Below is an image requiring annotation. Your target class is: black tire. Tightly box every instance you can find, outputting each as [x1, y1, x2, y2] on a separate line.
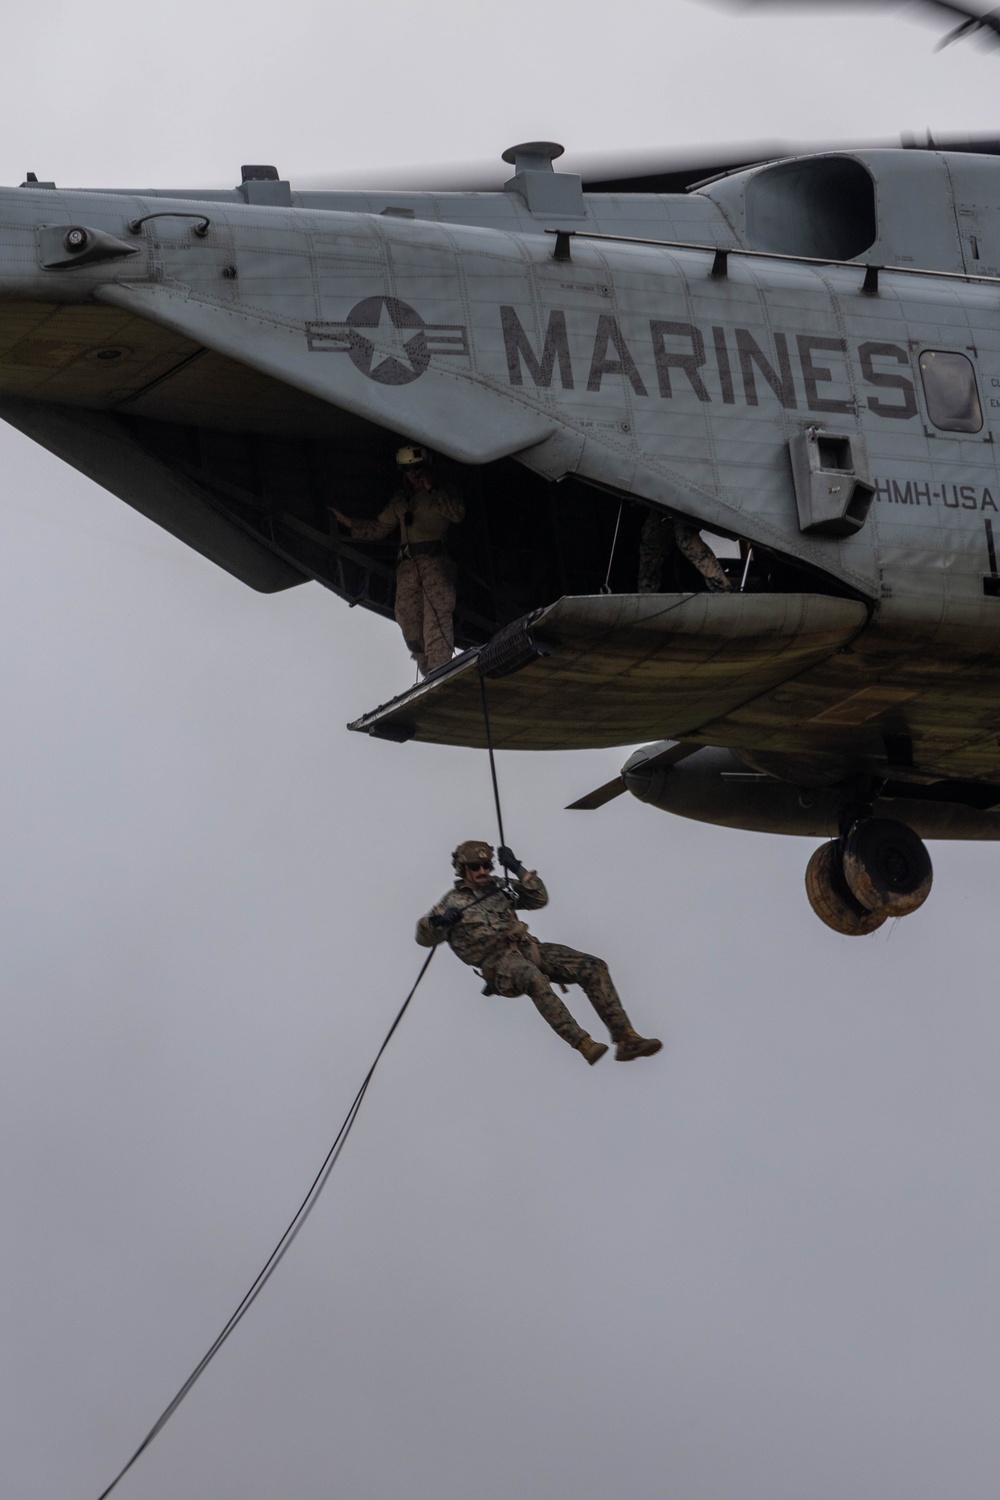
[842, 818, 933, 918]
[805, 840, 887, 936]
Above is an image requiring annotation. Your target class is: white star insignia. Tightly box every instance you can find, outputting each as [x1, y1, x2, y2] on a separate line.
[364, 301, 419, 374]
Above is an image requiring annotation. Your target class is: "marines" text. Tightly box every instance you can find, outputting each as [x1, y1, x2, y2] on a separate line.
[501, 309, 920, 421]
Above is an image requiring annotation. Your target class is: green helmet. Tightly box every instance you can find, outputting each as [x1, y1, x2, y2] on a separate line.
[452, 840, 494, 872]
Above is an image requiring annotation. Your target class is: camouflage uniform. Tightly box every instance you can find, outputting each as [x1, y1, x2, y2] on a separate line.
[344, 484, 465, 675]
[416, 869, 633, 1050]
[638, 509, 732, 594]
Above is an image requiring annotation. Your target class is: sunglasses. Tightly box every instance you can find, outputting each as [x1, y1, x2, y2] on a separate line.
[465, 861, 494, 873]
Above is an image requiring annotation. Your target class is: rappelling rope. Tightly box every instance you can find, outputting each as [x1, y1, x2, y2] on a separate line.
[601, 500, 624, 595]
[477, 666, 509, 882]
[476, 663, 563, 990]
[93, 947, 436, 1500]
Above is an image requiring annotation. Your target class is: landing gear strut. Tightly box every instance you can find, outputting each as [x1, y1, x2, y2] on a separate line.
[805, 818, 933, 935]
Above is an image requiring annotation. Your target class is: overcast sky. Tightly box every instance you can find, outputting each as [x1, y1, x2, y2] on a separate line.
[1, 3, 999, 1498]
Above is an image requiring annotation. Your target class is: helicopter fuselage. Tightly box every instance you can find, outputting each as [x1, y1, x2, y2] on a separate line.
[5, 146, 1000, 931]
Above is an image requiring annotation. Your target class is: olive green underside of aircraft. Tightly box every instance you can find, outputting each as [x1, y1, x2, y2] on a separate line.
[348, 591, 1000, 791]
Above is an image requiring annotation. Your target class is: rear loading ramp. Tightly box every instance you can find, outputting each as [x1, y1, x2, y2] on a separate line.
[348, 592, 869, 751]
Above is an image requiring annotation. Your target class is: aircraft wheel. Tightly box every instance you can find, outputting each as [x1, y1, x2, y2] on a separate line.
[842, 818, 933, 918]
[805, 840, 887, 936]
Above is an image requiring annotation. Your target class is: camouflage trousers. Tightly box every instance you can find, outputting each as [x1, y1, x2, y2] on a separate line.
[394, 554, 456, 676]
[485, 942, 633, 1049]
[638, 514, 732, 594]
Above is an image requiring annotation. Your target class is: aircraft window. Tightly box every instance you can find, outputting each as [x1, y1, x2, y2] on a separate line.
[919, 350, 983, 433]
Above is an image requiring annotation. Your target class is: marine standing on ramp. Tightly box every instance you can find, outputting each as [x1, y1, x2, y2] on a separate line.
[417, 841, 662, 1066]
[331, 444, 465, 676]
[638, 508, 732, 594]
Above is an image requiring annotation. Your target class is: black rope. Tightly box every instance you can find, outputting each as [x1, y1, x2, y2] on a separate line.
[601, 500, 624, 594]
[477, 667, 507, 854]
[94, 947, 436, 1500]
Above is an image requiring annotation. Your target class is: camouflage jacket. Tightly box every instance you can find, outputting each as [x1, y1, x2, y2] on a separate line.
[415, 871, 548, 968]
[349, 485, 465, 547]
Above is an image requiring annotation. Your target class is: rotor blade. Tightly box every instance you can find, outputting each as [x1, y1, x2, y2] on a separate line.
[295, 126, 1000, 200]
[579, 142, 824, 193]
[706, 0, 1000, 50]
[566, 777, 627, 811]
[297, 0, 1000, 201]
[296, 140, 859, 195]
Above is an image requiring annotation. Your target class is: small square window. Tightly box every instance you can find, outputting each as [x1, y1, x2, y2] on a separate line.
[919, 350, 983, 433]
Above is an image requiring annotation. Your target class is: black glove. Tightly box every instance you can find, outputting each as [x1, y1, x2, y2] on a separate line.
[497, 846, 525, 876]
[429, 908, 463, 929]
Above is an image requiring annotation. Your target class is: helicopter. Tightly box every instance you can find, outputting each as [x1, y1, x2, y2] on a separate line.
[5, 0, 1000, 938]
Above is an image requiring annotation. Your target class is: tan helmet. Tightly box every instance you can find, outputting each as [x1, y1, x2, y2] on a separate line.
[396, 442, 430, 469]
[452, 839, 494, 872]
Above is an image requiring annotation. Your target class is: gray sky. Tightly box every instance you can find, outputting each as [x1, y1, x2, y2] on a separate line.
[1, 3, 999, 1498]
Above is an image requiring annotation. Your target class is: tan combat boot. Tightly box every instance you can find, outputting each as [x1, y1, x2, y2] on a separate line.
[615, 1029, 663, 1062]
[577, 1035, 609, 1065]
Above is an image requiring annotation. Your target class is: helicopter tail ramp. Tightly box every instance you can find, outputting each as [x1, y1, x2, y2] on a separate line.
[348, 592, 868, 751]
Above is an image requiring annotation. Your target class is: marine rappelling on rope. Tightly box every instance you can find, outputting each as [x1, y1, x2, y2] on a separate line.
[422, 668, 662, 1064]
[417, 840, 662, 1066]
[90, 576, 651, 1500]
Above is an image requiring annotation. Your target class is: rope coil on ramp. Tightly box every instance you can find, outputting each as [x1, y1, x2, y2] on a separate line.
[93, 948, 435, 1500]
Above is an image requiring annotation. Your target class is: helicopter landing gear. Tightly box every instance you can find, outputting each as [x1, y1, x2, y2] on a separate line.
[805, 840, 887, 936]
[805, 819, 933, 934]
[842, 818, 933, 918]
